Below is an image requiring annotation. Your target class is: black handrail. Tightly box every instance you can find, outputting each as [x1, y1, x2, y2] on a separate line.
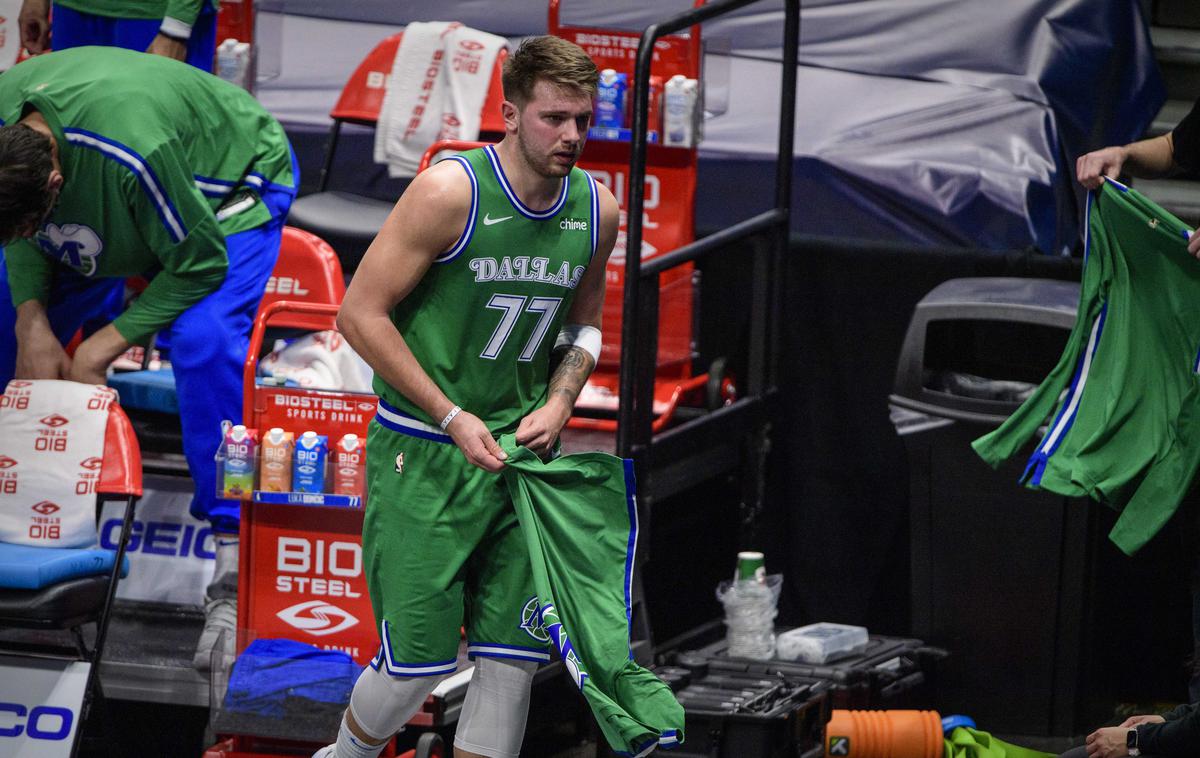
[616, 0, 800, 457]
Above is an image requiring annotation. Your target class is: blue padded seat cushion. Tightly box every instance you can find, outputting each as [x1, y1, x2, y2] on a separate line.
[107, 368, 179, 415]
[0, 543, 130, 590]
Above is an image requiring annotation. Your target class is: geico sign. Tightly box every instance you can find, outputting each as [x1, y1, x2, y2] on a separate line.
[0, 702, 73, 740]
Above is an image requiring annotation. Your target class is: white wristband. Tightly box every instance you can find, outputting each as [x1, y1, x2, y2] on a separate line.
[554, 324, 602, 364]
[159, 16, 193, 41]
[439, 405, 462, 430]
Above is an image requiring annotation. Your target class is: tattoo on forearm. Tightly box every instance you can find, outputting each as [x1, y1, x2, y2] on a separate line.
[548, 346, 594, 406]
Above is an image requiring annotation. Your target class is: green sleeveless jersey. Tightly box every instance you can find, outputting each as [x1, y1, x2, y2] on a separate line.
[374, 145, 600, 435]
[973, 180, 1200, 555]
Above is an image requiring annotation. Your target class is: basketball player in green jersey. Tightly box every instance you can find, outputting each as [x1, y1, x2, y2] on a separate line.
[317, 36, 618, 758]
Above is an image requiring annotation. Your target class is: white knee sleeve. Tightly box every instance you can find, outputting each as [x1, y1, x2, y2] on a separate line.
[454, 657, 538, 758]
[347, 663, 447, 743]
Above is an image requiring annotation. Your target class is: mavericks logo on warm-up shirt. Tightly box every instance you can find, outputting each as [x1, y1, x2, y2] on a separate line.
[36, 223, 104, 277]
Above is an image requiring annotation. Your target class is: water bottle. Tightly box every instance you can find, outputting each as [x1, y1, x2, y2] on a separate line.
[716, 551, 781, 659]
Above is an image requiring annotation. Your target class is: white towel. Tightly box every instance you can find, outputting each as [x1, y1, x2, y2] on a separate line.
[374, 21, 507, 178]
[0, 380, 116, 548]
[258, 331, 374, 393]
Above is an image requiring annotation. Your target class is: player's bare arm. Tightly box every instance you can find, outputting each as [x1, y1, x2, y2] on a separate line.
[338, 160, 508, 472]
[13, 299, 71, 379]
[515, 181, 619, 456]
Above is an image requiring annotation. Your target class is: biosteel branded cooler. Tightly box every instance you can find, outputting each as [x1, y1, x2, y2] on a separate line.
[237, 302, 378, 668]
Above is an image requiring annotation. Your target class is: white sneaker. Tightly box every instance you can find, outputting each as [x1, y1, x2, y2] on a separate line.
[192, 596, 237, 672]
[311, 746, 335, 758]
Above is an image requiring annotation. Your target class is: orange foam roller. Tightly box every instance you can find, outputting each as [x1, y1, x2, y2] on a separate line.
[826, 709, 944, 758]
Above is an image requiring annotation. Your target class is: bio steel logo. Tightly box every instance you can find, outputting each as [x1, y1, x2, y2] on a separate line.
[276, 537, 362, 598]
[79, 457, 103, 470]
[38, 414, 69, 428]
[31, 501, 59, 515]
[276, 600, 359, 636]
[0, 456, 16, 469]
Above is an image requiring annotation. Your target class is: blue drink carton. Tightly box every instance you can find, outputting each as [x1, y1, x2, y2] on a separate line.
[293, 431, 328, 493]
[595, 68, 628, 129]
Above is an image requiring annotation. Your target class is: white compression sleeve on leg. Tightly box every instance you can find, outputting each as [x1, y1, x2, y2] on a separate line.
[343, 664, 447, 748]
[453, 657, 538, 758]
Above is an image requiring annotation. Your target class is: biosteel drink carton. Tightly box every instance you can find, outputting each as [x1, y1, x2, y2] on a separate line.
[293, 431, 328, 493]
[222, 424, 258, 499]
[260, 428, 294, 492]
[333, 433, 366, 497]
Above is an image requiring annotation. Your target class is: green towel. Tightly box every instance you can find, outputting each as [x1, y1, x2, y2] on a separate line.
[945, 726, 1056, 758]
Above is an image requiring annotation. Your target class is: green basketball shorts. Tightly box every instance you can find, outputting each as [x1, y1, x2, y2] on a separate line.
[363, 402, 550, 677]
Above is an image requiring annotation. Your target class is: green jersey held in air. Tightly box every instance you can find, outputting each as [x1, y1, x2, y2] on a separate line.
[0, 47, 294, 344]
[973, 180, 1200, 555]
[374, 145, 600, 435]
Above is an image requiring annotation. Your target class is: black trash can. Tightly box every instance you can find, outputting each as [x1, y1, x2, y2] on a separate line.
[889, 277, 1192, 738]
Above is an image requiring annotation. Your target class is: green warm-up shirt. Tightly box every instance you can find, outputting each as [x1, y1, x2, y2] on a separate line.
[55, 0, 218, 27]
[0, 47, 294, 344]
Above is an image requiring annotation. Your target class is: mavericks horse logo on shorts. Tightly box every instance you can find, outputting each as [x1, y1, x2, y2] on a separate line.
[519, 596, 549, 643]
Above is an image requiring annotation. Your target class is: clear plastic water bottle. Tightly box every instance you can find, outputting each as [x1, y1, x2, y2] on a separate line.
[716, 551, 781, 659]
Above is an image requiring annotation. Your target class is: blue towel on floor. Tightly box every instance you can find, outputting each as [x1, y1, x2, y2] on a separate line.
[222, 638, 361, 718]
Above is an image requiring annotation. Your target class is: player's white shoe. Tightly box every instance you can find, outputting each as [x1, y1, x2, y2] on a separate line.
[311, 746, 336, 758]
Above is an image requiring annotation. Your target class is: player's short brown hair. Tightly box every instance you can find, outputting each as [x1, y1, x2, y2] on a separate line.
[502, 35, 599, 106]
[0, 124, 54, 244]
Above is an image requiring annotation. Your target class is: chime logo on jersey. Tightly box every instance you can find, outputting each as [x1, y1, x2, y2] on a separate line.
[36, 223, 104, 277]
[559, 217, 588, 232]
[276, 600, 359, 636]
[519, 596, 549, 643]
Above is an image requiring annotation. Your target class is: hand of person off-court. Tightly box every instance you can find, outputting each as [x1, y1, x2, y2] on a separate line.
[147, 33, 188, 61]
[1189, 229, 1200, 260]
[445, 410, 508, 472]
[1076, 146, 1127, 190]
[1084, 726, 1131, 758]
[15, 335, 70, 380]
[17, 0, 50, 55]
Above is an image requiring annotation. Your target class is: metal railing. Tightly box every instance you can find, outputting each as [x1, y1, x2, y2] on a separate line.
[616, 0, 799, 462]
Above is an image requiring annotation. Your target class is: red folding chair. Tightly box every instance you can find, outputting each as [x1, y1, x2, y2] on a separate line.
[255, 226, 347, 331]
[287, 32, 509, 273]
[0, 385, 142, 757]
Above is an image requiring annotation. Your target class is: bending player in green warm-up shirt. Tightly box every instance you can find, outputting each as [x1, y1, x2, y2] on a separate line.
[0, 46, 296, 671]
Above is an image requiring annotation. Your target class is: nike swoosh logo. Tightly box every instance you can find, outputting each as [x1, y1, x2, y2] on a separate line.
[483, 214, 513, 226]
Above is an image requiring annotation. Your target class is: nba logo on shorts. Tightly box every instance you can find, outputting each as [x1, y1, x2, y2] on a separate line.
[394, 453, 404, 474]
